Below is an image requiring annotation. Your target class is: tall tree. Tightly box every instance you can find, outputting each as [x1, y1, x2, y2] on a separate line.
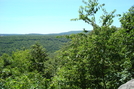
[50, 0, 133, 89]
[120, 5, 134, 32]
[120, 5, 134, 78]
[30, 42, 49, 77]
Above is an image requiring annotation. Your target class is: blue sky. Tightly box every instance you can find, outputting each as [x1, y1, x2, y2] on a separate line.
[0, 0, 133, 34]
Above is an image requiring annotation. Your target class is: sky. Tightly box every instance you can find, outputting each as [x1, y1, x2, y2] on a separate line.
[0, 0, 133, 34]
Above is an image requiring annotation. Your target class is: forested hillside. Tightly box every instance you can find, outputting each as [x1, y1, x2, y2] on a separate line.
[0, 35, 69, 56]
[0, 0, 134, 89]
[0, 31, 84, 56]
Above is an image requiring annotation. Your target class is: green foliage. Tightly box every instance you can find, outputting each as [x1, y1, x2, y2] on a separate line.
[4, 72, 50, 89]
[0, 53, 13, 79]
[11, 50, 31, 73]
[50, 26, 133, 89]
[50, 1, 134, 89]
[0, 43, 53, 89]
[120, 5, 134, 31]
[71, 0, 103, 28]
[29, 43, 49, 77]
[0, 35, 69, 56]
[120, 5, 134, 77]
[71, 0, 118, 29]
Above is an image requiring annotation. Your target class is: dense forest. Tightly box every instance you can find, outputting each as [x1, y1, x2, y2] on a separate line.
[0, 35, 70, 56]
[0, 0, 134, 89]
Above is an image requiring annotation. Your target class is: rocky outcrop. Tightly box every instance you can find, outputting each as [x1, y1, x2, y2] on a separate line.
[118, 79, 134, 89]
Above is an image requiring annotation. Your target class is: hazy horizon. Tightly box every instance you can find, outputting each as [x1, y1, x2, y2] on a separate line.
[0, 30, 86, 34]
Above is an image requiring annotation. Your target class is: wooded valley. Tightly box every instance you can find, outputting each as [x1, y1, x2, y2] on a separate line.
[0, 35, 70, 56]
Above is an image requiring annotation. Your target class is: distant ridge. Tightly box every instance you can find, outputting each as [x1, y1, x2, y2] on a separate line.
[0, 30, 84, 36]
[47, 31, 83, 35]
[0, 34, 23, 36]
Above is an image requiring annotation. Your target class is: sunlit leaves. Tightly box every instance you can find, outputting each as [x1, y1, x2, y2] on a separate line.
[100, 9, 116, 26]
[120, 6, 134, 31]
[71, 0, 104, 29]
[52, 14, 133, 88]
